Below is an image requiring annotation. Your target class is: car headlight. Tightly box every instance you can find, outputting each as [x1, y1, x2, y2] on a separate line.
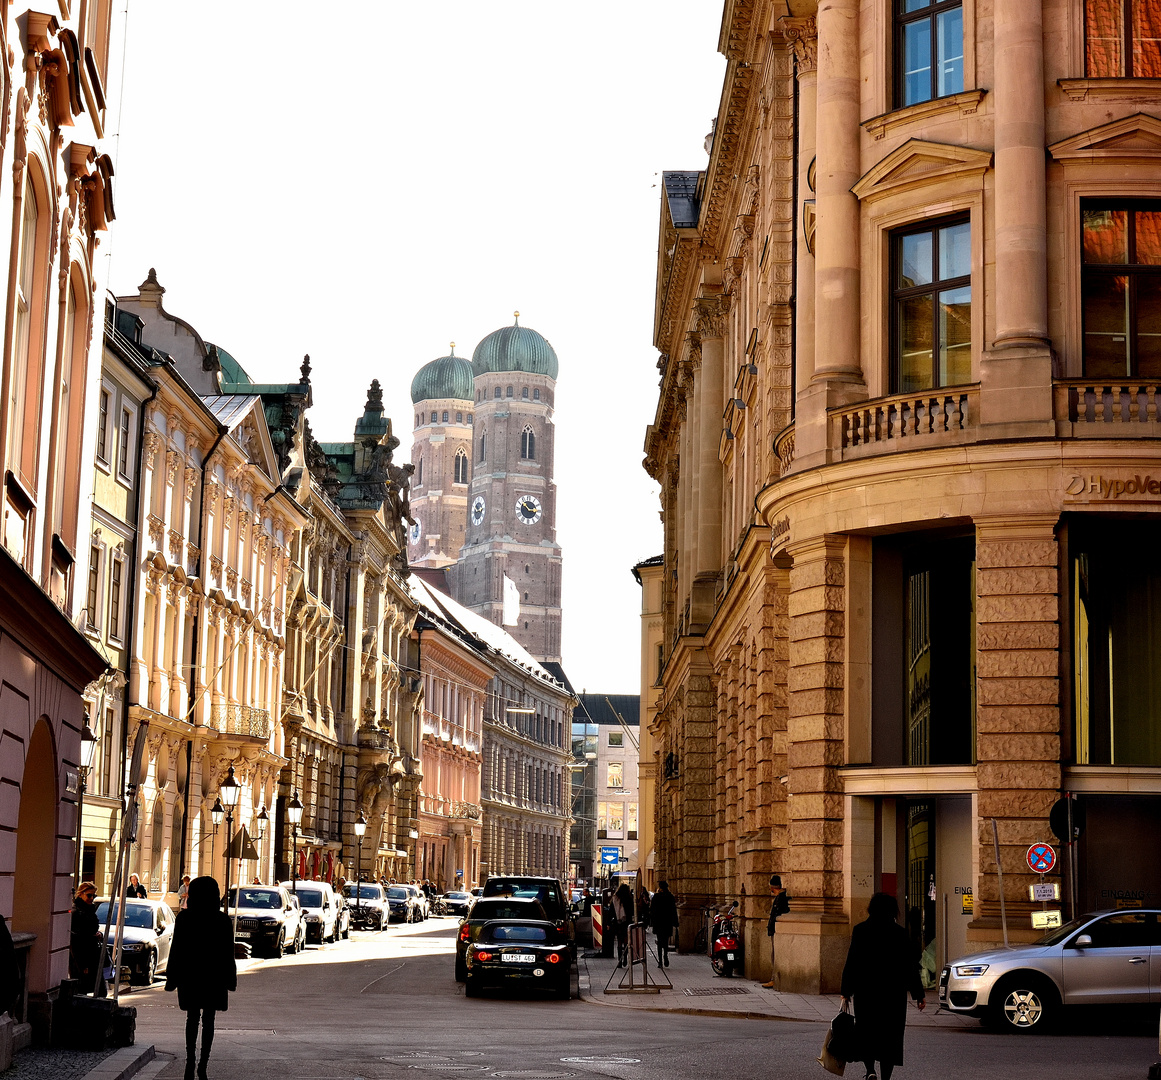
[954, 964, 989, 977]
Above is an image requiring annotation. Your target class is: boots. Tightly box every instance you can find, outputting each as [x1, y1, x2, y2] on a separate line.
[184, 1053, 196, 1080]
[197, 1054, 209, 1080]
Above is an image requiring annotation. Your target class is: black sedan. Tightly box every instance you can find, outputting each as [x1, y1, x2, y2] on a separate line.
[95, 898, 175, 985]
[441, 891, 473, 917]
[464, 919, 571, 1000]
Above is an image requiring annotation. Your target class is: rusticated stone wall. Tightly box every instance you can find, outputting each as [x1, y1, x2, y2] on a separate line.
[972, 517, 1062, 944]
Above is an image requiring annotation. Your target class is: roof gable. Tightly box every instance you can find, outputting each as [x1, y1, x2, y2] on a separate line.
[852, 139, 993, 202]
[1049, 112, 1161, 165]
[202, 394, 281, 483]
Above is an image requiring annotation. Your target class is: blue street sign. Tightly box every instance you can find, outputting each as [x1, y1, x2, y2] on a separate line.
[600, 846, 620, 865]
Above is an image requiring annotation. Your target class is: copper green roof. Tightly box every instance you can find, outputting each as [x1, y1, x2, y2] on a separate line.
[471, 315, 558, 379]
[410, 346, 474, 404]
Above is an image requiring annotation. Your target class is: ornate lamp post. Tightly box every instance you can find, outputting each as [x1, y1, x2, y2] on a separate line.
[220, 766, 240, 933]
[353, 811, 367, 917]
[210, 798, 224, 876]
[73, 719, 99, 892]
[256, 806, 268, 883]
[287, 791, 303, 895]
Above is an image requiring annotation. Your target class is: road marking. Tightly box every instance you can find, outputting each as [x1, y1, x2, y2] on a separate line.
[560, 1058, 640, 1065]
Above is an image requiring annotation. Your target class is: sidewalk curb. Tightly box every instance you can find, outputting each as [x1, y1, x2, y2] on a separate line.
[80, 1044, 157, 1080]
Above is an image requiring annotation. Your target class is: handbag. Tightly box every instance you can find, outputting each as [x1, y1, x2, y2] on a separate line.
[816, 1026, 845, 1076]
[827, 1001, 860, 1064]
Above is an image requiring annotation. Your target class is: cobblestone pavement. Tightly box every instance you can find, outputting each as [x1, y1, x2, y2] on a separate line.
[6, 1046, 115, 1080]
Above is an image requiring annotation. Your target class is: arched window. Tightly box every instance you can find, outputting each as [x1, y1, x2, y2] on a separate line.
[430, 411, 437, 423]
[479, 431, 486, 460]
[522, 387, 529, 399]
[416, 458, 423, 485]
[467, 413, 473, 424]
[454, 449, 468, 485]
[506, 386, 513, 398]
[533, 388, 541, 401]
[456, 412, 463, 423]
[494, 386, 501, 399]
[521, 426, 536, 460]
[442, 410, 449, 423]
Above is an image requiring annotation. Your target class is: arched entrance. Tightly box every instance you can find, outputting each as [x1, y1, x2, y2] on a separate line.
[13, 718, 58, 993]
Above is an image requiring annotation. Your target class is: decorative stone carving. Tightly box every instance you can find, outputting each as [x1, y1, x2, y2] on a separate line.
[781, 17, 817, 76]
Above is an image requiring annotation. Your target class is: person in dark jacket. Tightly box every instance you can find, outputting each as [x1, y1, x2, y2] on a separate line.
[127, 874, 147, 899]
[612, 882, 635, 966]
[165, 876, 237, 1080]
[840, 892, 925, 1080]
[762, 874, 789, 988]
[69, 882, 101, 988]
[649, 881, 677, 967]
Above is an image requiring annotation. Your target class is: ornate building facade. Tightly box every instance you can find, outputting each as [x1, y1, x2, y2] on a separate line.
[646, 0, 1161, 993]
[0, 1, 124, 1039]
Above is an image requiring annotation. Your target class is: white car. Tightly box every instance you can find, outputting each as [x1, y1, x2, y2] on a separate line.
[280, 881, 340, 944]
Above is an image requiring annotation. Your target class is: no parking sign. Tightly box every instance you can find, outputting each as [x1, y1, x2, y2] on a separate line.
[1027, 842, 1056, 874]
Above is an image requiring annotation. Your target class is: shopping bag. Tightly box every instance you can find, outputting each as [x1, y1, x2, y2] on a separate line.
[827, 1003, 860, 1063]
[816, 1026, 845, 1076]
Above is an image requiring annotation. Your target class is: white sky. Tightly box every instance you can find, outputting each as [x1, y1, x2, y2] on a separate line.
[104, 2, 726, 695]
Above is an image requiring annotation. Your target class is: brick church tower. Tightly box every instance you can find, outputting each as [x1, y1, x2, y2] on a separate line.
[448, 315, 563, 663]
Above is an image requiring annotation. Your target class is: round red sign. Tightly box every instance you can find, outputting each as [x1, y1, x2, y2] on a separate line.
[1027, 843, 1056, 874]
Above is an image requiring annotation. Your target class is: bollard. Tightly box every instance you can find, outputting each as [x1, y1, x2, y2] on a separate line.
[592, 903, 603, 950]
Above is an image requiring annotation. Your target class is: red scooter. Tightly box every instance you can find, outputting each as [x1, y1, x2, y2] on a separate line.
[710, 901, 743, 977]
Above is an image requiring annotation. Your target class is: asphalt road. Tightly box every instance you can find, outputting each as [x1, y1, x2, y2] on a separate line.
[128, 918, 1159, 1080]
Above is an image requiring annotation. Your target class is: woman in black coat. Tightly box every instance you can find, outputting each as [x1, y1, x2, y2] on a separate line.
[649, 881, 677, 967]
[840, 892, 925, 1080]
[165, 876, 237, 1080]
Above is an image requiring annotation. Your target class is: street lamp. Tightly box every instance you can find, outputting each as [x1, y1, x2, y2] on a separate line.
[220, 766, 240, 931]
[353, 811, 367, 917]
[255, 806, 268, 882]
[287, 791, 303, 895]
[210, 797, 224, 876]
[74, 718, 99, 892]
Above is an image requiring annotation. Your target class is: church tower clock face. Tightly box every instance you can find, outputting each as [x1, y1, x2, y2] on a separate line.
[516, 494, 542, 524]
[471, 495, 486, 526]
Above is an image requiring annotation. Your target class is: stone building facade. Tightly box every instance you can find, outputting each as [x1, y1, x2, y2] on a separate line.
[646, 0, 1161, 993]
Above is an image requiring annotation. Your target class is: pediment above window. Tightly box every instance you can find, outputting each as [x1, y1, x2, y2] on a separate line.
[852, 139, 993, 203]
[1048, 112, 1161, 166]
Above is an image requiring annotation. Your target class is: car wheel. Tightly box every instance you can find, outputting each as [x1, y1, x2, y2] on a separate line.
[992, 975, 1057, 1032]
[274, 933, 285, 959]
[455, 952, 467, 982]
[464, 977, 479, 998]
[134, 949, 156, 987]
[298, 926, 306, 952]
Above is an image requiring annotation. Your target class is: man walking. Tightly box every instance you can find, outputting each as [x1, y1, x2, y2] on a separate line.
[762, 874, 789, 989]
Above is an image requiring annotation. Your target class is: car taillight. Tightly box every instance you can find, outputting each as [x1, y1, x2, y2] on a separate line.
[547, 953, 560, 964]
[459, 925, 471, 942]
[475, 951, 492, 962]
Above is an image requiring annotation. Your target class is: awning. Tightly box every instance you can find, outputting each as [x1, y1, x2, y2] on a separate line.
[645, 850, 656, 869]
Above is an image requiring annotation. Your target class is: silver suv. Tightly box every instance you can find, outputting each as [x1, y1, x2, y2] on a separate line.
[939, 908, 1161, 1031]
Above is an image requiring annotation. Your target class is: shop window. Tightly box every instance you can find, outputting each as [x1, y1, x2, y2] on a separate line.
[1082, 202, 1161, 378]
[872, 534, 975, 766]
[454, 449, 468, 485]
[1073, 519, 1161, 766]
[1085, 0, 1161, 77]
[896, 0, 964, 108]
[892, 218, 971, 392]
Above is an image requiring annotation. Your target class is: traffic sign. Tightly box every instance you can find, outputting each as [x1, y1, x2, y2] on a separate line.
[1027, 843, 1056, 874]
[1031, 910, 1062, 930]
[1029, 882, 1060, 902]
[600, 846, 620, 865]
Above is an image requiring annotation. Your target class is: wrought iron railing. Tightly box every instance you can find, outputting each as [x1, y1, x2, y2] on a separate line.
[209, 703, 271, 740]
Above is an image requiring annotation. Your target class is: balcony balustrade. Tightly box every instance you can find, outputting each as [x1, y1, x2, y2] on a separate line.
[1055, 380, 1161, 435]
[831, 386, 979, 459]
[208, 702, 271, 741]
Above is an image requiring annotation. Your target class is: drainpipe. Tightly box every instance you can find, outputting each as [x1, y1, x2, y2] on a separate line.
[178, 417, 229, 880]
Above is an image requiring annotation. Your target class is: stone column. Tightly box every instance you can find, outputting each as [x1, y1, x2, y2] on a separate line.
[679, 363, 697, 606]
[694, 297, 726, 584]
[972, 517, 1061, 947]
[784, 535, 851, 993]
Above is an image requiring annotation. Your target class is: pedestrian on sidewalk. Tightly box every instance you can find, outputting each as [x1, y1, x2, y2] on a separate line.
[762, 874, 789, 989]
[612, 882, 634, 966]
[69, 881, 101, 988]
[649, 881, 677, 967]
[165, 876, 237, 1080]
[840, 892, 925, 1080]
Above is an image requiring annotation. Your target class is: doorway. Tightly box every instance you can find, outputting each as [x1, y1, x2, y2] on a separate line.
[13, 719, 58, 993]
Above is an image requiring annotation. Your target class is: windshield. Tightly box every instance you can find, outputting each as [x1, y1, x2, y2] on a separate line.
[296, 890, 323, 907]
[228, 889, 282, 909]
[387, 887, 409, 899]
[447, 893, 470, 900]
[96, 903, 154, 929]
[344, 884, 382, 900]
[485, 924, 549, 943]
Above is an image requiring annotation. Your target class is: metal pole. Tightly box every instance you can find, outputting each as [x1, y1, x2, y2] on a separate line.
[226, 809, 237, 940]
[292, 825, 298, 895]
[356, 837, 362, 914]
[991, 818, 1009, 948]
[1066, 793, 1076, 921]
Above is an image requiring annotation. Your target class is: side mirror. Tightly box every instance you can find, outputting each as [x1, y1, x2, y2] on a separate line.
[1075, 934, 1093, 948]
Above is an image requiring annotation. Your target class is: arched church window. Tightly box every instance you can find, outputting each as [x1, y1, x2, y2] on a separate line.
[467, 413, 473, 424]
[479, 431, 486, 460]
[454, 449, 468, 485]
[494, 387, 501, 399]
[417, 458, 423, 485]
[520, 426, 536, 460]
[533, 388, 541, 401]
[456, 412, 463, 423]
[430, 411, 437, 423]
[506, 386, 513, 398]
[522, 387, 529, 399]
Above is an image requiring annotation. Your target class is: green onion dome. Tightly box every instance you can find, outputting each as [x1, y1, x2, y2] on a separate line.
[471, 313, 558, 380]
[410, 345, 474, 404]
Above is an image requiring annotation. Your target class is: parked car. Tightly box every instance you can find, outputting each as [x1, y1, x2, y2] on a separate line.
[385, 885, 420, 922]
[441, 891, 473, 918]
[343, 882, 390, 930]
[939, 908, 1161, 1031]
[279, 881, 340, 944]
[226, 885, 304, 958]
[456, 896, 547, 981]
[334, 890, 351, 939]
[404, 884, 430, 920]
[95, 898, 175, 985]
[464, 919, 571, 1000]
[481, 876, 575, 955]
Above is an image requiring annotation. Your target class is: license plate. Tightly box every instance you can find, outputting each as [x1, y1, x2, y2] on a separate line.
[727, 952, 734, 960]
[503, 953, 536, 963]
[235, 932, 250, 939]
